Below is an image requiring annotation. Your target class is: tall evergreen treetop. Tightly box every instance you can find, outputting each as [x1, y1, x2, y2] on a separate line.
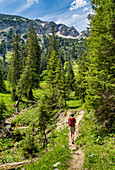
[7, 34, 21, 100]
[17, 22, 41, 101]
[48, 25, 59, 56]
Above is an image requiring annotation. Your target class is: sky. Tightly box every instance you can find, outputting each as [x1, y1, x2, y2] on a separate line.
[0, 0, 91, 32]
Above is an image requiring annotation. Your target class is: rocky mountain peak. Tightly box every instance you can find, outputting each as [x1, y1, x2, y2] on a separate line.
[0, 14, 89, 40]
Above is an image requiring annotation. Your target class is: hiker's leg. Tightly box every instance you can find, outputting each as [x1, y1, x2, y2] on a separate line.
[71, 130, 73, 138]
[72, 132, 74, 139]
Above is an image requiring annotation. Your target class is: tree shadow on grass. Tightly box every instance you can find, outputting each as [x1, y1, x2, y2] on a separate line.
[0, 91, 10, 95]
[67, 106, 81, 109]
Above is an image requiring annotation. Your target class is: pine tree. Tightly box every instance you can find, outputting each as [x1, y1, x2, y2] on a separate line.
[85, 0, 115, 127]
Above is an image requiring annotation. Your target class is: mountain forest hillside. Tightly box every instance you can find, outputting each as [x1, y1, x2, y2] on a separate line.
[0, 0, 115, 169]
[0, 13, 87, 78]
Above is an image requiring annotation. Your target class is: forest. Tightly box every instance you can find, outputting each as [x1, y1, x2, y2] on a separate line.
[0, 0, 114, 169]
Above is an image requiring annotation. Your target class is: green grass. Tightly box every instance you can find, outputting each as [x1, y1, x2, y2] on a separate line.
[66, 92, 83, 109]
[0, 81, 38, 118]
[11, 107, 39, 126]
[0, 91, 16, 117]
[23, 128, 71, 170]
[76, 111, 115, 170]
[0, 137, 23, 163]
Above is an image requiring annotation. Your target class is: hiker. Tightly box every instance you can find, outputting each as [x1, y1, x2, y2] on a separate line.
[68, 113, 76, 144]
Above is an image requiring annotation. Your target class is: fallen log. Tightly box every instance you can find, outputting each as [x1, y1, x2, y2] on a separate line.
[0, 160, 31, 170]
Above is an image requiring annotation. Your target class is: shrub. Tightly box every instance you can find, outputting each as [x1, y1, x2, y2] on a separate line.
[21, 128, 38, 158]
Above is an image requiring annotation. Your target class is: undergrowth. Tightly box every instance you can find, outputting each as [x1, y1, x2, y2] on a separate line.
[76, 111, 115, 170]
[23, 128, 71, 170]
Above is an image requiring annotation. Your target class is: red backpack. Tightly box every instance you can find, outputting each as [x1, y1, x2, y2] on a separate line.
[69, 117, 74, 127]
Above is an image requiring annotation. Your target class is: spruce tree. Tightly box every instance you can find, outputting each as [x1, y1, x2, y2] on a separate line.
[2, 40, 6, 64]
[48, 25, 59, 56]
[37, 92, 57, 146]
[75, 51, 88, 103]
[67, 57, 75, 91]
[17, 23, 41, 104]
[0, 63, 5, 92]
[0, 99, 7, 124]
[8, 34, 21, 100]
[46, 26, 66, 107]
[85, 0, 115, 127]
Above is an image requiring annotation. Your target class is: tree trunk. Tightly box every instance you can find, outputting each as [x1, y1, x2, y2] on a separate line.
[44, 131, 47, 146]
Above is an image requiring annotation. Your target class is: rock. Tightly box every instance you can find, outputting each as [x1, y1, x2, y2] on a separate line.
[53, 162, 61, 167]
[75, 152, 79, 155]
[72, 148, 76, 151]
[89, 154, 95, 157]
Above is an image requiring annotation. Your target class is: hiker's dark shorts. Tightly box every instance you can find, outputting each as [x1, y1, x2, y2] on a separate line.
[69, 126, 75, 133]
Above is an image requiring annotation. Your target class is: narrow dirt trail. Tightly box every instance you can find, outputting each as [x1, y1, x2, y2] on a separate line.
[69, 110, 84, 170]
[56, 109, 84, 170]
[0, 109, 84, 170]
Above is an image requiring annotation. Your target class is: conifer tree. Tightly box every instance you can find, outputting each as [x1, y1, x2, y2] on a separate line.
[2, 40, 6, 64]
[17, 23, 41, 105]
[0, 99, 7, 124]
[67, 57, 75, 91]
[37, 93, 55, 146]
[75, 51, 88, 103]
[46, 50, 63, 106]
[48, 25, 59, 56]
[85, 0, 115, 126]
[0, 63, 5, 92]
[8, 34, 21, 100]
[46, 26, 66, 107]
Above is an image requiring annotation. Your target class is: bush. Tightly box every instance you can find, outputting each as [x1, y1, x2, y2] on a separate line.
[13, 128, 23, 141]
[21, 128, 38, 158]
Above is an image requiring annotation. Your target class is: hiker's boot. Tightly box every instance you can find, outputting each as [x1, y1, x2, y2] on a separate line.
[72, 139, 74, 144]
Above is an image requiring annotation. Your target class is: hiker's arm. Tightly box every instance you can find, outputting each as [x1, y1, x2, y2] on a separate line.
[74, 118, 76, 124]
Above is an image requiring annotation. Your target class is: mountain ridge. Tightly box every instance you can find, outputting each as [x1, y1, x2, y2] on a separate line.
[0, 13, 82, 39]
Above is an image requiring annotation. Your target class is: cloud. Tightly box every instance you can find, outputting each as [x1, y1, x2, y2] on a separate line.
[83, 7, 89, 12]
[72, 14, 80, 20]
[70, 0, 87, 11]
[14, 0, 39, 14]
[39, 11, 87, 32]
[14, 3, 32, 14]
[27, 0, 38, 4]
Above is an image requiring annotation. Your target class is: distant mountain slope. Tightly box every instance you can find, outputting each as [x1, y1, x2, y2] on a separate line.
[0, 13, 79, 39]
